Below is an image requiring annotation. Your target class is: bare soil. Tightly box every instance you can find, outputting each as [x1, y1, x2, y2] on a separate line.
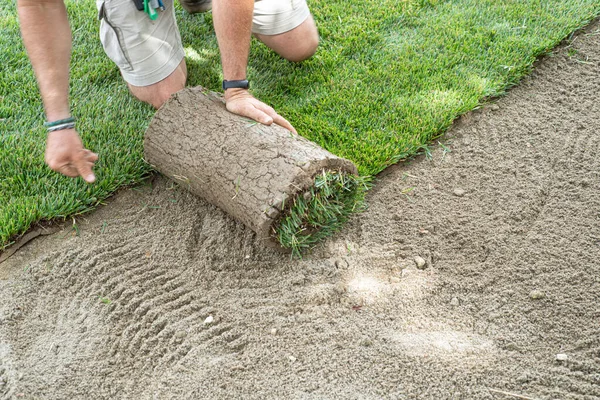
[1, 21, 599, 400]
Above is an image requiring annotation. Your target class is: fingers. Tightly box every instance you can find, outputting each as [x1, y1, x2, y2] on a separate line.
[50, 150, 98, 183]
[271, 114, 297, 134]
[257, 105, 297, 134]
[73, 150, 97, 183]
[228, 100, 273, 126]
[228, 97, 298, 134]
[45, 129, 98, 183]
[57, 164, 80, 178]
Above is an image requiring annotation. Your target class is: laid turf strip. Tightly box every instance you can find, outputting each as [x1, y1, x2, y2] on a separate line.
[1, 0, 599, 249]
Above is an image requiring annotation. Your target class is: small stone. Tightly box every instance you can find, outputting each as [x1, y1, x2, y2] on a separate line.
[175, 331, 187, 339]
[390, 276, 401, 284]
[288, 355, 297, 362]
[450, 297, 460, 306]
[529, 290, 546, 300]
[505, 343, 521, 352]
[414, 256, 427, 269]
[270, 328, 278, 335]
[204, 315, 214, 325]
[360, 338, 373, 347]
[556, 353, 568, 361]
[490, 104, 500, 111]
[401, 268, 412, 277]
[453, 188, 466, 197]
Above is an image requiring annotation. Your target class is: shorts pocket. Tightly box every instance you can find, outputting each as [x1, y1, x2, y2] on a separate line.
[98, 2, 134, 72]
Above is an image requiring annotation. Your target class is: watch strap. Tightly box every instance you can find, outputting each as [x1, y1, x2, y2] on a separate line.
[222, 80, 250, 90]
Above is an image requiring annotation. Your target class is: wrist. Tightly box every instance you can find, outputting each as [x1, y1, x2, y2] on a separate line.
[44, 116, 76, 133]
[43, 96, 71, 121]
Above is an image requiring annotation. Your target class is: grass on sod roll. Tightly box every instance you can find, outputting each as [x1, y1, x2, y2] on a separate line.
[275, 171, 370, 257]
[1, 0, 600, 250]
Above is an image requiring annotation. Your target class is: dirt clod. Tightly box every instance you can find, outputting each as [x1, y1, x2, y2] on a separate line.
[453, 188, 466, 197]
[529, 290, 546, 300]
[414, 256, 427, 269]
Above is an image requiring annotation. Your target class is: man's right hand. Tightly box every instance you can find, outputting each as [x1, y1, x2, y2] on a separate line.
[45, 129, 98, 183]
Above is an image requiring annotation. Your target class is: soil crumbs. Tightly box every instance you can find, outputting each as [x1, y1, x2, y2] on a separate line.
[2, 22, 600, 400]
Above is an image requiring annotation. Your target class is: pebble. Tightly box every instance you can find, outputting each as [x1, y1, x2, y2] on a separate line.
[529, 290, 546, 300]
[390, 276, 401, 284]
[175, 331, 187, 339]
[490, 104, 500, 111]
[450, 297, 460, 306]
[270, 328, 278, 335]
[204, 315, 214, 325]
[556, 353, 568, 361]
[505, 343, 521, 352]
[453, 188, 466, 197]
[288, 355, 297, 362]
[414, 256, 427, 269]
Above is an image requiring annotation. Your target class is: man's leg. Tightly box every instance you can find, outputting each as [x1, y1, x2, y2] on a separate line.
[128, 59, 187, 109]
[97, 0, 186, 109]
[251, 0, 319, 63]
[254, 14, 318, 63]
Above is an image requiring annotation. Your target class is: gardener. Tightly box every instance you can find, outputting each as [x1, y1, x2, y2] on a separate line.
[18, 0, 318, 183]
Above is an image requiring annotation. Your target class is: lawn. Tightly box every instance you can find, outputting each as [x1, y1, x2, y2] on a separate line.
[1, 0, 599, 249]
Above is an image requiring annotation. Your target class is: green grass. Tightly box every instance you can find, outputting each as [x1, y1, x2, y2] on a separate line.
[1, 0, 599, 249]
[275, 171, 370, 257]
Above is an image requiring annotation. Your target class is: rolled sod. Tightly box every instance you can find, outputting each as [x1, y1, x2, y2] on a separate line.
[144, 87, 364, 254]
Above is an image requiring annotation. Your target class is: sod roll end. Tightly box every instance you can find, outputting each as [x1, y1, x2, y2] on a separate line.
[144, 87, 361, 253]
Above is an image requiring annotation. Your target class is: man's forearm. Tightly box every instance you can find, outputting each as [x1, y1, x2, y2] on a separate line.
[212, 0, 254, 81]
[18, 0, 72, 121]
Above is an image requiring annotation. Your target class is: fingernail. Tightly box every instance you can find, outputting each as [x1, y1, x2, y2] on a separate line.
[86, 174, 96, 183]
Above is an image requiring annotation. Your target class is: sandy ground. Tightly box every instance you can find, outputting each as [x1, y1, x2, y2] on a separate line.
[2, 21, 600, 400]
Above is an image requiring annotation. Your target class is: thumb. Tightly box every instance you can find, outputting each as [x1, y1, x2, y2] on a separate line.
[74, 158, 96, 183]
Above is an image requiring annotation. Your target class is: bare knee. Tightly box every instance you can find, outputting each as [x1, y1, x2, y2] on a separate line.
[129, 81, 184, 109]
[283, 34, 319, 63]
[128, 60, 187, 109]
[256, 15, 320, 63]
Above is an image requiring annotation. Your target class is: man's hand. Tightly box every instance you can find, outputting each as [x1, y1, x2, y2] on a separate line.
[45, 129, 98, 183]
[225, 88, 297, 134]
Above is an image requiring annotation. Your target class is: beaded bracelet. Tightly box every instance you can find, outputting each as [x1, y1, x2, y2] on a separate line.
[44, 117, 76, 132]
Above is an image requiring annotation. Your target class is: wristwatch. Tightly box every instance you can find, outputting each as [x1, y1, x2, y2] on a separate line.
[222, 80, 250, 90]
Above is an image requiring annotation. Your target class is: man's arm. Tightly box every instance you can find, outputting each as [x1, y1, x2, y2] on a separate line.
[212, 0, 296, 133]
[18, 0, 97, 182]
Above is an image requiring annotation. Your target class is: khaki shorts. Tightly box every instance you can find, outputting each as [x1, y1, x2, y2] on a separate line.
[96, 0, 311, 86]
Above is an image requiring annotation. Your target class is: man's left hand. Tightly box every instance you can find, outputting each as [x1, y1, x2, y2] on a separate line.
[224, 88, 297, 134]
